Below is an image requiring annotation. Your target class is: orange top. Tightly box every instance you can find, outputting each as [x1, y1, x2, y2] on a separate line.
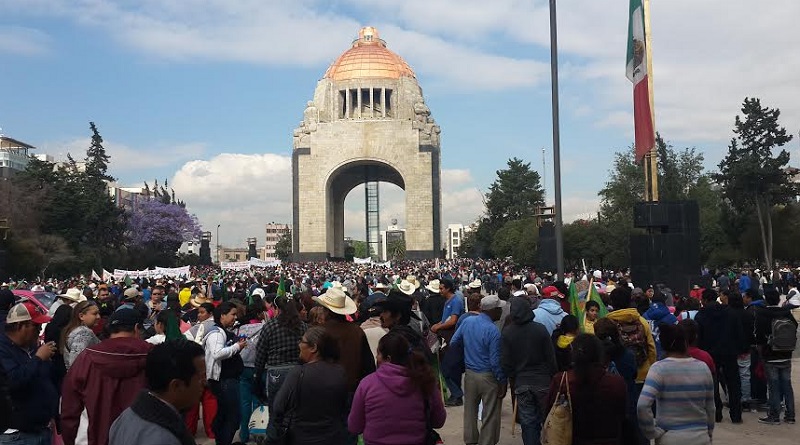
[324, 26, 415, 82]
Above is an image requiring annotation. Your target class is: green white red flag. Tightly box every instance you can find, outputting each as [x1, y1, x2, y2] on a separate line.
[626, 0, 654, 163]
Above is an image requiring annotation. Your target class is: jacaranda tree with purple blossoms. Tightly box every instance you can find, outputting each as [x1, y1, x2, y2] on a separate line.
[126, 199, 203, 268]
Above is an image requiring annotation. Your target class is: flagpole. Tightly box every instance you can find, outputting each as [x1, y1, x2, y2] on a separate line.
[549, 0, 565, 281]
[643, 0, 659, 201]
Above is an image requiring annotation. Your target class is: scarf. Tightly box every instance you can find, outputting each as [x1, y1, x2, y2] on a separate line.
[130, 390, 196, 445]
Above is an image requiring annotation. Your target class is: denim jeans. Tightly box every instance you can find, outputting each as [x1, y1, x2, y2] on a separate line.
[238, 367, 257, 443]
[0, 430, 51, 445]
[210, 377, 241, 445]
[514, 385, 545, 445]
[765, 362, 795, 419]
[737, 353, 751, 403]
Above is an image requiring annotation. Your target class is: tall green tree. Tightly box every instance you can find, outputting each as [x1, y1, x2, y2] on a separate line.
[274, 232, 292, 262]
[485, 157, 545, 224]
[712, 98, 795, 268]
[85, 122, 113, 181]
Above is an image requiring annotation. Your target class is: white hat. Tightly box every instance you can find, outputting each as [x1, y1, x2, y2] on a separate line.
[59, 288, 86, 303]
[397, 280, 416, 296]
[374, 282, 389, 291]
[425, 279, 441, 294]
[406, 275, 420, 290]
[480, 295, 506, 311]
[313, 287, 357, 315]
[468, 279, 482, 289]
[251, 288, 266, 299]
[592, 270, 602, 279]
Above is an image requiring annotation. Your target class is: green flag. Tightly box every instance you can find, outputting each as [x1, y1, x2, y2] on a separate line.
[569, 281, 583, 323]
[277, 275, 286, 298]
[124, 274, 132, 288]
[587, 282, 609, 318]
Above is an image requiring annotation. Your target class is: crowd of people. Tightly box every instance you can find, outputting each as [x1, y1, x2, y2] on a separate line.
[0, 260, 798, 445]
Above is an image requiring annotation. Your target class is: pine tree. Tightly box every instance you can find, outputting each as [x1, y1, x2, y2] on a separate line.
[713, 97, 795, 268]
[85, 122, 113, 181]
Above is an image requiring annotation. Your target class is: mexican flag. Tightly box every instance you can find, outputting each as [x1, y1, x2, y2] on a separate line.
[626, 0, 655, 163]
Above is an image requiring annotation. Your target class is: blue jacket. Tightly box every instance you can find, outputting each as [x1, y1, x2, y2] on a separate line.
[644, 303, 678, 359]
[0, 333, 59, 432]
[532, 299, 567, 336]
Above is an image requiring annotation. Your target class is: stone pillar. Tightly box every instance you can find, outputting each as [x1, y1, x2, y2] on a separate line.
[357, 86, 362, 119]
[346, 89, 351, 118]
[369, 87, 374, 118]
[381, 88, 386, 118]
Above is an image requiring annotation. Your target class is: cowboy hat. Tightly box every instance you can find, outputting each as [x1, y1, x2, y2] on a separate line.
[190, 293, 212, 307]
[468, 279, 482, 290]
[425, 279, 441, 294]
[397, 280, 416, 296]
[406, 275, 420, 290]
[59, 288, 87, 303]
[313, 286, 357, 315]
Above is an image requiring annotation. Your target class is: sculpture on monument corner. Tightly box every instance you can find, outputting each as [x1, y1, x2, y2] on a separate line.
[413, 101, 440, 147]
[293, 101, 319, 148]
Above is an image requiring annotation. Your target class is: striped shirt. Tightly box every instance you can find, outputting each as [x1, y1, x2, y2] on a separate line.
[637, 357, 714, 440]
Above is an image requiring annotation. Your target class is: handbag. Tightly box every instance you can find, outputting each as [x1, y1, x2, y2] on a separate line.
[422, 390, 442, 445]
[249, 405, 270, 440]
[265, 366, 305, 445]
[541, 372, 573, 445]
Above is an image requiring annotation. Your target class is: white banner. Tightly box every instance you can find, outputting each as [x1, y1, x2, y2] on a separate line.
[353, 257, 372, 264]
[102, 269, 113, 282]
[221, 261, 250, 271]
[248, 257, 281, 268]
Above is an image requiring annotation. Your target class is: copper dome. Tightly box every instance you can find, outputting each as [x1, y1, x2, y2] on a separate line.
[324, 27, 415, 82]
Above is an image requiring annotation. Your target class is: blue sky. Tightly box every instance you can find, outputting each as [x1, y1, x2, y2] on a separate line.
[1, 1, 799, 247]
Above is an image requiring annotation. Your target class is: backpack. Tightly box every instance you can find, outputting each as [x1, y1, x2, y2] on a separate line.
[616, 319, 648, 367]
[768, 317, 798, 352]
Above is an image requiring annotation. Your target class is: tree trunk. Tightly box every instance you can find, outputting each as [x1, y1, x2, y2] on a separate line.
[765, 200, 774, 269]
[754, 198, 770, 268]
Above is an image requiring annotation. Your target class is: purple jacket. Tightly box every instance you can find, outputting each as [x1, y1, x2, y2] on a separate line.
[348, 362, 446, 445]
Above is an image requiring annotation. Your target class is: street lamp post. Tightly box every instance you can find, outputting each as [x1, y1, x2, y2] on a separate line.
[549, 0, 565, 281]
[216, 224, 221, 264]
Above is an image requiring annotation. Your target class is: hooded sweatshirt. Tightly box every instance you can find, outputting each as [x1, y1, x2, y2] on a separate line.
[348, 362, 446, 445]
[694, 302, 743, 358]
[532, 298, 567, 335]
[607, 308, 657, 383]
[61, 336, 152, 445]
[643, 303, 678, 359]
[502, 296, 558, 389]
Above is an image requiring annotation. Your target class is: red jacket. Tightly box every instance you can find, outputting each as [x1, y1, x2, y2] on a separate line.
[61, 337, 153, 445]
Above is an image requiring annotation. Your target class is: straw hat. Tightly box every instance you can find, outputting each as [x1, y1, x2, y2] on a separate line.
[468, 279, 482, 290]
[406, 275, 420, 290]
[425, 279, 441, 294]
[59, 288, 86, 303]
[313, 286, 357, 315]
[190, 293, 212, 308]
[397, 279, 416, 296]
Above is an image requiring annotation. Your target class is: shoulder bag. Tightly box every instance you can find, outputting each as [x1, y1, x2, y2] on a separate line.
[265, 365, 305, 445]
[541, 372, 573, 445]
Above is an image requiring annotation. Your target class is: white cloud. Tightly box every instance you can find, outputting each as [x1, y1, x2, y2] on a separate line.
[0, 26, 50, 55]
[171, 153, 292, 246]
[441, 168, 473, 188]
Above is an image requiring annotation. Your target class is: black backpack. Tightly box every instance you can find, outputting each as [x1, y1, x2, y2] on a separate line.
[768, 316, 798, 352]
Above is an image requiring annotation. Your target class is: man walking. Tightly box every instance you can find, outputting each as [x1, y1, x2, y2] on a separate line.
[502, 296, 557, 445]
[754, 288, 797, 425]
[695, 289, 744, 423]
[62, 308, 153, 445]
[451, 295, 507, 445]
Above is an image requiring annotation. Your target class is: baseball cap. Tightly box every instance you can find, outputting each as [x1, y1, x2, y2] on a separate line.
[123, 287, 139, 300]
[480, 295, 507, 311]
[542, 286, 562, 298]
[110, 308, 143, 327]
[6, 301, 52, 324]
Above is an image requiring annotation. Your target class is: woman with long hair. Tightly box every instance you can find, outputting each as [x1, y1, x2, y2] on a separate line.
[270, 326, 348, 445]
[145, 309, 183, 345]
[348, 331, 446, 445]
[44, 304, 72, 390]
[252, 295, 308, 420]
[61, 301, 101, 370]
[547, 334, 628, 445]
[637, 323, 715, 445]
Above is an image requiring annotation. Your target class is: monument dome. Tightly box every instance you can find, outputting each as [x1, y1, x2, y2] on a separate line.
[324, 26, 415, 82]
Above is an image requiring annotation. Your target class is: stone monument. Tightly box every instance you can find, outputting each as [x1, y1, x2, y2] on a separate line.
[292, 26, 442, 260]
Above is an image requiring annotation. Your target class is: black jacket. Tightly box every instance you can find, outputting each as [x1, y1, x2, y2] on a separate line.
[0, 367, 10, 432]
[754, 305, 797, 362]
[695, 302, 744, 357]
[730, 307, 754, 352]
[0, 333, 60, 432]
[501, 296, 557, 389]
